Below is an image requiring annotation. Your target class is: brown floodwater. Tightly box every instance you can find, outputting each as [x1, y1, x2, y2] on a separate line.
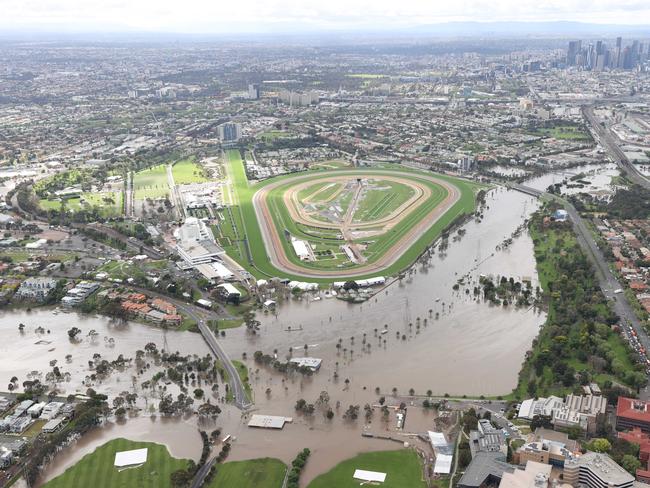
[2, 187, 547, 486]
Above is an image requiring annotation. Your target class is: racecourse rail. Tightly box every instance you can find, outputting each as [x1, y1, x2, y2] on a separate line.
[252, 169, 462, 278]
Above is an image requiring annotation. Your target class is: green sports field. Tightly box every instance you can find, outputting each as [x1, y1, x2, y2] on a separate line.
[307, 450, 426, 488]
[133, 165, 170, 199]
[172, 160, 208, 185]
[39, 191, 123, 217]
[222, 150, 481, 282]
[208, 458, 286, 488]
[42, 438, 189, 488]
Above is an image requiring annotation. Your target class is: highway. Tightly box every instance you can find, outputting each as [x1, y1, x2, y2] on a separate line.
[582, 106, 650, 190]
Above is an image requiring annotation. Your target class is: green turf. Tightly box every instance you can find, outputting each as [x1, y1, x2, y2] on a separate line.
[264, 172, 448, 270]
[133, 165, 170, 199]
[42, 438, 189, 488]
[223, 150, 481, 282]
[528, 125, 591, 141]
[298, 181, 342, 202]
[232, 360, 253, 401]
[208, 458, 286, 488]
[353, 180, 415, 222]
[172, 160, 208, 185]
[39, 191, 123, 217]
[311, 160, 351, 169]
[307, 450, 426, 488]
[259, 130, 293, 142]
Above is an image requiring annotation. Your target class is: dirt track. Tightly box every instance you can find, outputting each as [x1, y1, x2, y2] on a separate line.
[252, 170, 461, 278]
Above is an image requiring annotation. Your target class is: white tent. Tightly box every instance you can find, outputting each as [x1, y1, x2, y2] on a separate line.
[353, 469, 387, 483]
[114, 448, 148, 467]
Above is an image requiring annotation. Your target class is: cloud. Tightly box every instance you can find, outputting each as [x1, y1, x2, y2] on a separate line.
[0, 0, 649, 32]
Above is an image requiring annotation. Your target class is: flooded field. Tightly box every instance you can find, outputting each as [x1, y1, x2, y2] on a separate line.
[488, 165, 529, 177]
[525, 162, 620, 195]
[3, 186, 550, 486]
[0, 309, 211, 399]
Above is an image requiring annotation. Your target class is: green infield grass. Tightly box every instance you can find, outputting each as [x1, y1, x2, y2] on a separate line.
[208, 458, 286, 488]
[133, 165, 170, 199]
[222, 149, 481, 281]
[307, 450, 426, 488]
[42, 438, 189, 488]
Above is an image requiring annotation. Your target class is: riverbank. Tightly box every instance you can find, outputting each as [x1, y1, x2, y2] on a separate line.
[511, 207, 644, 399]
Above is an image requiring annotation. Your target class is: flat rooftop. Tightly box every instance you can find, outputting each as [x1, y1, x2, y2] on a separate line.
[247, 415, 293, 429]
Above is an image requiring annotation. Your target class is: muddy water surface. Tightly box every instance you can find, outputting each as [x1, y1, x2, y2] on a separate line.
[4, 187, 548, 486]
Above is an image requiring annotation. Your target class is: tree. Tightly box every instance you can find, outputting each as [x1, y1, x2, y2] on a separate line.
[587, 438, 612, 453]
[67, 327, 82, 340]
[620, 454, 641, 474]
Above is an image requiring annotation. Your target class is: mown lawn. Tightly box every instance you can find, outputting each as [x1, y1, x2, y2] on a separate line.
[43, 438, 188, 488]
[172, 160, 208, 185]
[307, 450, 426, 488]
[133, 165, 170, 199]
[224, 149, 482, 282]
[208, 458, 286, 488]
[39, 191, 123, 217]
[232, 360, 253, 400]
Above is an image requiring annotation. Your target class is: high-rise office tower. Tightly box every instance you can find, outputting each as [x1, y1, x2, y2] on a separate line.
[248, 83, 261, 100]
[567, 40, 582, 66]
[218, 122, 242, 142]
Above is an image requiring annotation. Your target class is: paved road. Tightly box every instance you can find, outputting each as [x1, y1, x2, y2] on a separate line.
[190, 456, 217, 488]
[166, 164, 185, 219]
[198, 321, 251, 410]
[125, 171, 134, 217]
[582, 106, 650, 190]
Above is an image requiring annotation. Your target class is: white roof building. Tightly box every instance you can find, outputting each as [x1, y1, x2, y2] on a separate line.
[195, 261, 234, 281]
[247, 415, 292, 429]
[289, 357, 322, 371]
[428, 431, 454, 474]
[518, 396, 564, 420]
[291, 238, 312, 261]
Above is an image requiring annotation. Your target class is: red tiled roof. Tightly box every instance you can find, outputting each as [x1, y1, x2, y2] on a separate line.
[617, 397, 650, 423]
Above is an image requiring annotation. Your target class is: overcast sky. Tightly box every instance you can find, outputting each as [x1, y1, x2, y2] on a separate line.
[2, 0, 650, 33]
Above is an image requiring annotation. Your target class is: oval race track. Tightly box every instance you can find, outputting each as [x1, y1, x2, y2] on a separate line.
[252, 169, 462, 279]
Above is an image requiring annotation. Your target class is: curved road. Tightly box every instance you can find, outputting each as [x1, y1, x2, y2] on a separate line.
[252, 169, 462, 278]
